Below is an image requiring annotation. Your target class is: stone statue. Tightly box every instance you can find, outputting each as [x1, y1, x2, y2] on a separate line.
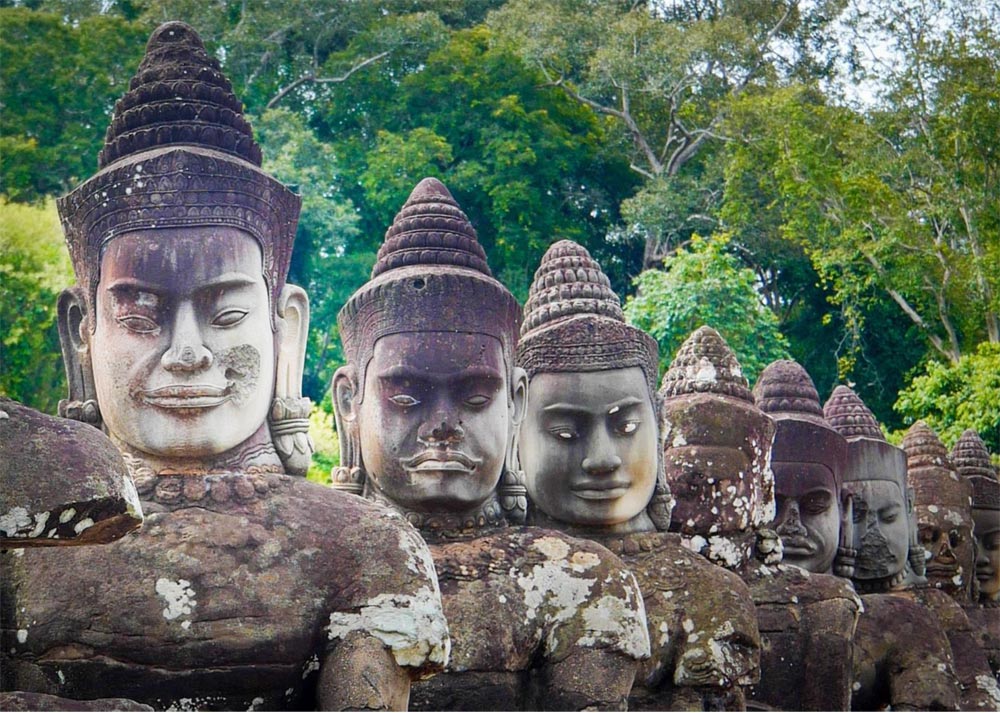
[903, 421, 976, 602]
[660, 341, 859, 711]
[516, 241, 760, 711]
[824, 386, 986, 710]
[332, 179, 650, 710]
[952, 429, 1000, 678]
[2, 23, 448, 711]
[0, 397, 142, 548]
[758, 362, 849, 576]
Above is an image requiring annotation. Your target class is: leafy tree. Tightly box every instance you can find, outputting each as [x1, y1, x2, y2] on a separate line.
[253, 108, 363, 402]
[624, 234, 791, 383]
[0, 8, 147, 200]
[0, 199, 73, 413]
[489, 0, 845, 266]
[894, 342, 1000, 455]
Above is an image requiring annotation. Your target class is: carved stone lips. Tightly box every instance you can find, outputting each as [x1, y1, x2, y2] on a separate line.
[402, 450, 479, 473]
[141, 384, 232, 409]
[571, 480, 631, 501]
[779, 535, 817, 555]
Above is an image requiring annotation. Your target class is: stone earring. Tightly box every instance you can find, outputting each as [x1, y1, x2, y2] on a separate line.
[58, 398, 101, 426]
[498, 468, 527, 524]
[269, 396, 313, 476]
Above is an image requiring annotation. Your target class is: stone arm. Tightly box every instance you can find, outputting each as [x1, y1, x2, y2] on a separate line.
[317, 631, 410, 711]
[853, 594, 962, 711]
[536, 648, 637, 711]
[799, 597, 859, 711]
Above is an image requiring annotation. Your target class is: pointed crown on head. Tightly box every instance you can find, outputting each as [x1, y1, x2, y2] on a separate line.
[753, 359, 846, 480]
[57, 21, 300, 327]
[516, 240, 658, 395]
[823, 385, 908, 490]
[952, 430, 1000, 510]
[903, 421, 971, 513]
[660, 326, 752, 402]
[339, 178, 521, 400]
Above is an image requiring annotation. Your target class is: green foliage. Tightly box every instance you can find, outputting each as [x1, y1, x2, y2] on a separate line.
[0, 8, 147, 200]
[306, 407, 340, 486]
[0, 199, 73, 413]
[624, 234, 791, 383]
[894, 342, 1000, 454]
[253, 108, 362, 402]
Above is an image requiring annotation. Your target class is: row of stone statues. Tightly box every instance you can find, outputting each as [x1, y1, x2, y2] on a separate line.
[1, 21, 998, 712]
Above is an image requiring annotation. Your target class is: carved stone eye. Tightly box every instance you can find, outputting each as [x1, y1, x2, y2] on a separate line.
[212, 308, 248, 327]
[117, 314, 159, 334]
[389, 394, 420, 408]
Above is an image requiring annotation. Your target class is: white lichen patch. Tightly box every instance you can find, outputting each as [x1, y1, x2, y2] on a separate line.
[59, 508, 76, 524]
[672, 432, 688, 448]
[682, 618, 695, 634]
[325, 586, 450, 669]
[571, 551, 601, 571]
[517, 556, 596, 630]
[73, 518, 94, 534]
[975, 674, 1000, 706]
[0, 507, 32, 537]
[944, 509, 963, 527]
[28, 512, 50, 538]
[155, 578, 197, 621]
[658, 621, 672, 646]
[16, 629, 28, 644]
[302, 654, 320, 679]
[247, 696, 264, 711]
[693, 358, 717, 384]
[398, 527, 437, 582]
[577, 585, 651, 660]
[532, 536, 571, 561]
[706, 536, 745, 569]
[928, 505, 939, 513]
[682, 535, 708, 557]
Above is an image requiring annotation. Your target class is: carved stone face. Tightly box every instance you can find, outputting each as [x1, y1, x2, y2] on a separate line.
[916, 505, 975, 598]
[844, 481, 910, 581]
[661, 397, 773, 537]
[90, 227, 274, 458]
[974, 507, 1000, 600]
[772, 462, 840, 574]
[519, 367, 657, 527]
[357, 332, 510, 512]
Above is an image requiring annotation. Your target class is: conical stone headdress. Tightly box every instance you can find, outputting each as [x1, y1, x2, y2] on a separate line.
[57, 21, 300, 327]
[339, 177, 521, 402]
[903, 421, 971, 513]
[516, 240, 658, 394]
[754, 360, 847, 490]
[660, 326, 751, 402]
[823, 385, 907, 490]
[953, 430, 1000, 511]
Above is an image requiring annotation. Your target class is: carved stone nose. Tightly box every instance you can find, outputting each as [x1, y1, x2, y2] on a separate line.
[162, 344, 212, 372]
[419, 419, 463, 446]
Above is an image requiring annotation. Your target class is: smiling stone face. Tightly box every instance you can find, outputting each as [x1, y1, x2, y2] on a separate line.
[519, 367, 658, 528]
[357, 332, 510, 513]
[91, 227, 274, 458]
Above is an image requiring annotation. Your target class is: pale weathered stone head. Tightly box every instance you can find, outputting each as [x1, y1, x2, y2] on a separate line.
[903, 421, 975, 601]
[659, 327, 776, 569]
[515, 240, 666, 532]
[0, 397, 142, 547]
[56, 22, 312, 476]
[824, 385, 918, 590]
[754, 360, 848, 575]
[333, 178, 527, 530]
[952, 429, 1000, 603]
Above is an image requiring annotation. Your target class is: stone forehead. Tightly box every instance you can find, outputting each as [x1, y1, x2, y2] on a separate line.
[660, 326, 752, 401]
[823, 385, 885, 441]
[752, 359, 824, 423]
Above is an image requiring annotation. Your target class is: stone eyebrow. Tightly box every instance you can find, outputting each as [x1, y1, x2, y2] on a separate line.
[378, 366, 503, 382]
[105, 274, 257, 296]
[542, 396, 644, 415]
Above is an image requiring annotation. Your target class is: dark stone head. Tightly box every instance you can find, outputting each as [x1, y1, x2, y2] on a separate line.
[952, 430, 1000, 602]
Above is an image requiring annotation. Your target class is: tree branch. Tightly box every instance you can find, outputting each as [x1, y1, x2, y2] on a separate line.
[266, 51, 389, 110]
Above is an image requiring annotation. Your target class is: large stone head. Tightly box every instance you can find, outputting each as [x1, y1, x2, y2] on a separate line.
[56, 22, 311, 475]
[952, 430, 1000, 604]
[515, 240, 665, 532]
[903, 422, 975, 602]
[332, 178, 526, 526]
[754, 360, 848, 575]
[824, 386, 917, 590]
[659, 327, 776, 569]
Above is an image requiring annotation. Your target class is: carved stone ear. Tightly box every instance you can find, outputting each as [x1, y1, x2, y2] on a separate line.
[270, 284, 313, 476]
[330, 365, 365, 495]
[509, 366, 528, 429]
[57, 287, 101, 427]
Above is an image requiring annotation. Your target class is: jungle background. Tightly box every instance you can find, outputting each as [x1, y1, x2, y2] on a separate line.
[2, 0, 998, 480]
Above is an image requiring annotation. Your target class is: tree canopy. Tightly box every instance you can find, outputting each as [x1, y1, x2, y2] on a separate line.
[2, 0, 997, 448]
